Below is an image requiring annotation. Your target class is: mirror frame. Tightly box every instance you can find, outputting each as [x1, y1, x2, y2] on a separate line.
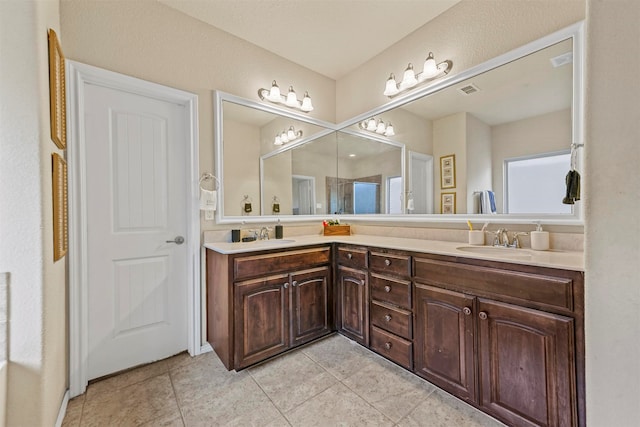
[214, 21, 584, 225]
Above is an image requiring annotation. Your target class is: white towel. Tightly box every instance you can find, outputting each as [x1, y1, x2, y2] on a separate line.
[200, 188, 217, 211]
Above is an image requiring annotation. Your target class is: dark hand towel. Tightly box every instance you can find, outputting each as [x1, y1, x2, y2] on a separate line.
[562, 170, 581, 204]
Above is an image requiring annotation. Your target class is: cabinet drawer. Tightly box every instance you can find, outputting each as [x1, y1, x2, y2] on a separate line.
[337, 246, 368, 269]
[414, 257, 574, 311]
[234, 247, 330, 280]
[371, 301, 412, 339]
[370, 273, 411, 310]
[370, 326, 413, 370]
[369, 251, 411, 278]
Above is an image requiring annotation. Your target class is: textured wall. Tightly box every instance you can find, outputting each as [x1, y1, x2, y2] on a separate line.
[0, 1, 67, 425]
[584, 0, 640, 424]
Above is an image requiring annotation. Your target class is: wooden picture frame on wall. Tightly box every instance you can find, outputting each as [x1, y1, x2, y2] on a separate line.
[441, 192, 456, 214]
[48, 29, 66, 150]
[52, 153, 68, 261]
[440, 154, 456, 189]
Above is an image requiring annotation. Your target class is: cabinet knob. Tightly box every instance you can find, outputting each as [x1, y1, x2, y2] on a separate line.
[384, 259, 391, 266]
[384, 314, 392, 322]
[384, 342, 392, 350]
[384, 285, 391, 293]
[463, 307, 472, 316]
[292, 281, 298, 287]
[479, 311, 488, 320]
[360, 279, 365, 286]
[347, 253, 353, 259]
[283, 282, 289, 289]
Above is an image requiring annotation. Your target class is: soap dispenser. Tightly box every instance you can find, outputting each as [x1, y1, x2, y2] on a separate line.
[531, 222, 550, 251]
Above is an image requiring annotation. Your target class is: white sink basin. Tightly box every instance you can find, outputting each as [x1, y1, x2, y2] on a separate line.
[456, 246, 532, 260]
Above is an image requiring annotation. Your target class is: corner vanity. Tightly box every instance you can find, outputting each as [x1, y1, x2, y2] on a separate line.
[205, 236, 584, 427]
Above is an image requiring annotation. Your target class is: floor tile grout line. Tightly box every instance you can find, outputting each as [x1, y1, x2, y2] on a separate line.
[166, 368, 187, 427]
[246, 368, 294, 426]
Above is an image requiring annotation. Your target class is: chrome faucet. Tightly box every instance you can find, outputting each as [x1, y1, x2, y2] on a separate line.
[259, 226, 271, 240]
[490, 228, 528, 248]
[491, 228, 509, 247]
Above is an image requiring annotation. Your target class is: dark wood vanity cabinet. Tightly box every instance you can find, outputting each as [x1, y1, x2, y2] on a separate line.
[208, 246, 332, 370]
[413, 254, 584, 427]
[336, 246, 369, 346]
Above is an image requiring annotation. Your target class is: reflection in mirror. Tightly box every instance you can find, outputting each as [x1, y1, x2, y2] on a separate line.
[220, 99, 330, 217]
[261, 133, 337, 215]
[346, 38, 575, 216]
[333, 131, 404, 214]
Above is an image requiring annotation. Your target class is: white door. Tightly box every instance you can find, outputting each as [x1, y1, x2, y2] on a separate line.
[84, 83, 188, 380]
[409, 151, 434, 214]
[292, 175, 315, 215]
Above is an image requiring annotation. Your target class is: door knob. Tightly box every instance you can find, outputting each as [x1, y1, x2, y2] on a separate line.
[166, 236, 185, 245]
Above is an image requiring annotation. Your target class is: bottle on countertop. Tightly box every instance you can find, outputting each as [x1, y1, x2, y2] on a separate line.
[531, 222, 550, 251]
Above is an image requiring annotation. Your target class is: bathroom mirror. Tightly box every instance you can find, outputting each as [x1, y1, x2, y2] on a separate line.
[214, 22, 583, 224]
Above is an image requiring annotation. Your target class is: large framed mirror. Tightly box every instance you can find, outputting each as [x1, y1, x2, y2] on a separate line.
[214, 22, 583, 224]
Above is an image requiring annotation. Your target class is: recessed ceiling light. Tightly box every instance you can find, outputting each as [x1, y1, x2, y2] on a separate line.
[349, 154, 356, 157]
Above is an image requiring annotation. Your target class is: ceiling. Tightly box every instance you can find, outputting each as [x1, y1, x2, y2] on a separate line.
[158, 0, 462, 80]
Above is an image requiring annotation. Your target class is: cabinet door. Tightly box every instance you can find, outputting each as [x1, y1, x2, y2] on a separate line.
[477, 298, 576, 427]
[291, 266, 331, 346]
[234, 274, 290, 369]
[336, 266, 369, 346]
[414, 283, 476, 402]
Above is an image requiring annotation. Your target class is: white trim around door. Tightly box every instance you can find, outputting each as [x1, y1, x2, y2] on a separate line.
[66, 61, 201, 397]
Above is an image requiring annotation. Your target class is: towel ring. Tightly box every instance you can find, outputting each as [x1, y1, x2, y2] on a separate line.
[199, 173, 219, 190]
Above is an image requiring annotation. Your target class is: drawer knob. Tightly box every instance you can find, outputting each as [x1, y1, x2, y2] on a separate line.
[384, 314, 392, 322]
[384, 285, 391, 293]
[479, 311, 488, 320]
[283, 282, 289, 289]
[384, 259, 391, 266]
[463, 307, 472, 316]
[347, 253, 353, 259]
[292, 281, 298, 287]
[384, 342, 392, 350]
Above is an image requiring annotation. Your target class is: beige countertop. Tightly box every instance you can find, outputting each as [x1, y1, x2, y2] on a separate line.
[203, 234, 584, 271]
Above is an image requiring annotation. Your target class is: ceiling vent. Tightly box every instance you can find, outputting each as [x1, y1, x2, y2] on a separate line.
[458, 83, 480, 96]
[550, 52, 573, 68]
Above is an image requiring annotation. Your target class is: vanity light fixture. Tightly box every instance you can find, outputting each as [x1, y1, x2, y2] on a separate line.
[383, 52, 452, 98]
[274, 126, 303, 145]
[259, 80, 314, 112]
[358, 117, 395, 137]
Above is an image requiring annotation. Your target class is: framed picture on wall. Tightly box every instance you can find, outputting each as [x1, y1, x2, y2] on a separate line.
[440, 154, 456, 189]
[48, 29, 66, 150]
[52, 153, 68, 261]
[441, 192, 456, 214]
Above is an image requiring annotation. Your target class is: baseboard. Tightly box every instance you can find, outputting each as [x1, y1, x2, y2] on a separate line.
[200, 342, 213, 354]
[55, 389, 70, 427]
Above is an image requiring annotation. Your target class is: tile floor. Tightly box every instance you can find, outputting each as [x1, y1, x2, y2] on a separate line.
[62, 334, 506, 426]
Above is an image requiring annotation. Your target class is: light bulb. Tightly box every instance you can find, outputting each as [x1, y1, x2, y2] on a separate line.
[422, 52, 438, 79]
[300, 92, 314, 112]
[383, 73, 399, 97]
[287, 126, 296, 140]
[285, 86, 298, 107]
[366, 118, 377, 131]
[274, 134, 282, 145]
[384, 123, 395, 137]
[400, 63, 417, 89]
[268, 80, 281, 102]
[376, 120, 386, 134]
